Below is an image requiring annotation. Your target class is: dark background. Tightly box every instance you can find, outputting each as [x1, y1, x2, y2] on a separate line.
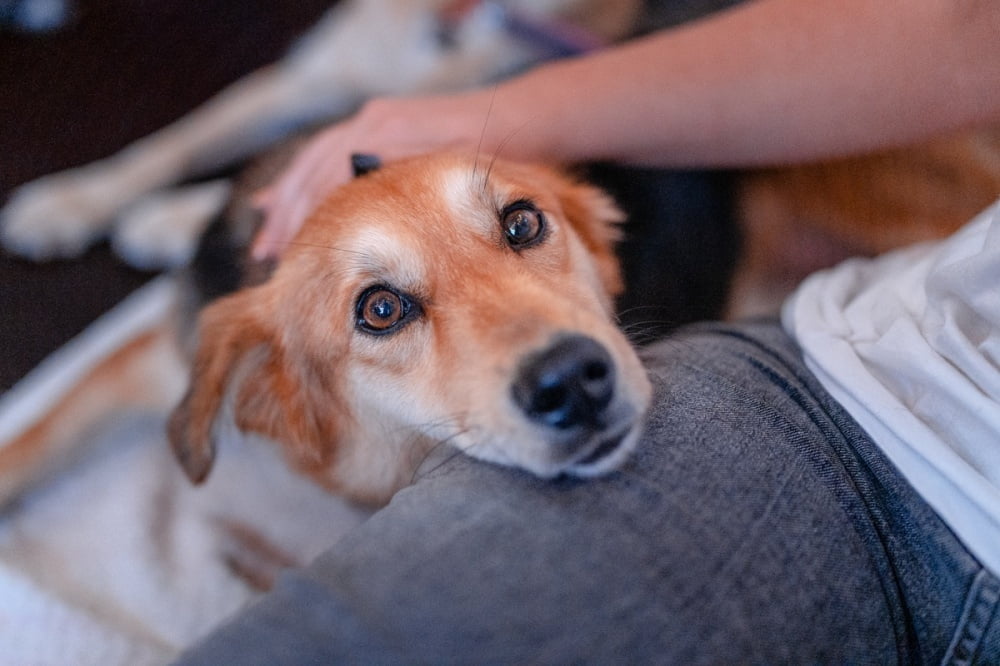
[0, 0, 330, 391]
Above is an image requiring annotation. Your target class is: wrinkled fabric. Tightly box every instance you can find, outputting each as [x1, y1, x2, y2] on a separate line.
[785, 200, 1000, 578]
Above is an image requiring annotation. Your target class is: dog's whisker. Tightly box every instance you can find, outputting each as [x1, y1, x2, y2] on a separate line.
[417, 442, 477, 481]
[408, 418, 480, 485]
[616, 308, 679, 323]
[420, 417, 476, 451]
[616, 304, 681, 317]
[277, 240, 368, 258]
[618, 318, 685, 345]
[614, 308, 685, 329]
[618, 317, 678, 332]
[623, 327, 672, 343]
[481, 125, 527, 194]
[381, 414, 466, 441]
[382, 415, 471, 478]
[471, 85, 500, 186]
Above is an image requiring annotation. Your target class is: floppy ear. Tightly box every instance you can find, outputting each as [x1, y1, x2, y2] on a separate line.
[557, 179, 626, 300]
[167, 288, 337, 484]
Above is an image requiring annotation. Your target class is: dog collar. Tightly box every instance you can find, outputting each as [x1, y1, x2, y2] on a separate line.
[438, 1, 608, 58]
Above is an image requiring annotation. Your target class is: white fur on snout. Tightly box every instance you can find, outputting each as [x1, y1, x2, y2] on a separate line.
[484, 343, 648, 480]
[430, 288, 651, 480]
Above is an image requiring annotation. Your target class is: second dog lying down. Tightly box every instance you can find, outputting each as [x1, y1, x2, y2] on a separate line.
[170, 151, 652, 505]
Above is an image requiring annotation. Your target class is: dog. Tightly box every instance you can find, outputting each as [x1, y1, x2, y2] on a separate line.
[0, 0, 641, 269]
[170, 151, 652, 504]
[0, 151, 651, 657]
[4, 0, 993, 321]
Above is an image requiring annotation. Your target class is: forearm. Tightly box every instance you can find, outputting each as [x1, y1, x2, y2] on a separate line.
[482, 0, 1000, 168]
[253, 0, 1000, 257]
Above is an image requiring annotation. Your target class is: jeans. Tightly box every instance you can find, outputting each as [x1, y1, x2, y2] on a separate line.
[177, 321, 1000, 664]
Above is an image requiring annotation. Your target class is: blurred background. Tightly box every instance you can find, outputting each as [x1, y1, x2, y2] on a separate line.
[0, 0, 752, 392]
[0, 0, 331, 391]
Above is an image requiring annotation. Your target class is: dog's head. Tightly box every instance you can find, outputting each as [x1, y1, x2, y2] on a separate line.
[168, 153, 651, 505]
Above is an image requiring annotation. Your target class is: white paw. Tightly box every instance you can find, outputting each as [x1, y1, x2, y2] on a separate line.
[1, 165, 133, 260]
[112, 180, 231, 270]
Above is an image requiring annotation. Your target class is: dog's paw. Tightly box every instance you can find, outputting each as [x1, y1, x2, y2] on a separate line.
[1, 167, 131, 260]
[112, 180, 231, 270]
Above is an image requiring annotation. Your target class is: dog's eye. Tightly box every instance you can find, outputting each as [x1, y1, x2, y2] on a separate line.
[356, 286, 417, 335]
[501, 201, 546, 249]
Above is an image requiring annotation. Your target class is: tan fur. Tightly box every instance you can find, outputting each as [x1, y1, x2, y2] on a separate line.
[0, 327, 186, 506]
[729, 126, 1000, 317]
[169, 153, 651, 506]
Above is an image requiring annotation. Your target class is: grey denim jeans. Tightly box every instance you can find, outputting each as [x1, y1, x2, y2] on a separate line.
[177, 321, 1000, 664]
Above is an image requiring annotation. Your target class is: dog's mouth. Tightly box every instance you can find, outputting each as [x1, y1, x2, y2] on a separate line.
[578, 431, 626, 466]
[563, 422, 637, 476]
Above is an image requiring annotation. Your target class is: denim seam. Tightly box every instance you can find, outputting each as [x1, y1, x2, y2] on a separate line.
[701, 324, 920, 660]
[707, 325, 1000, 664]
[944, 569, 1000, 665]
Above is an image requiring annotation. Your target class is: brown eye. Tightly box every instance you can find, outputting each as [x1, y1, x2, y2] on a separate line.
[501, 201, 545, 248]
[356, 286, 418, 335]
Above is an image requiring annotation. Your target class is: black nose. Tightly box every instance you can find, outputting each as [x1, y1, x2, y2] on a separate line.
[512, 335, 615, 430]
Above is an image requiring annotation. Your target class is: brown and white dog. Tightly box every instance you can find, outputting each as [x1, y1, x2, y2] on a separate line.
[170, 151, 651, 505]
[0, 151, 649, 657]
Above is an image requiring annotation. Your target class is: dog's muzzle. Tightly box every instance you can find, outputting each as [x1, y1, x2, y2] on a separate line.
[513, 335, 613, 429]
[511, 334, 632, 470]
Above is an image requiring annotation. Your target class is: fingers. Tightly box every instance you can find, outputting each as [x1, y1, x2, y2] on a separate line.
[252, 127, 352, 260]
[250, 93, 494, 260]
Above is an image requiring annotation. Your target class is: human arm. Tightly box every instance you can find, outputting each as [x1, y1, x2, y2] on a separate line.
[254, 0, 1000, 258]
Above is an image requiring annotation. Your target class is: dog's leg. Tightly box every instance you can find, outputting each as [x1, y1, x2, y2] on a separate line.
[0, 58, 347, 262]
[0, 0, 581, 264]
[111, 180, 232, 270]
[0, 0, 436, 263]
[0, 320, 187, 508]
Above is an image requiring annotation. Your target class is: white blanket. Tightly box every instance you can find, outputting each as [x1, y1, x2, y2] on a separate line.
[0, 276, 367, 664]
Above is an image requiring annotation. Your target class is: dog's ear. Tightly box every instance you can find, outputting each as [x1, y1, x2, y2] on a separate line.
[557, 179, 626, 300]
[167, 288, 336, 484]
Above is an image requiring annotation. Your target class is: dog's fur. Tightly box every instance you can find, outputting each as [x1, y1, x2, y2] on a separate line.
[729, 126, 1000, 317]
[2, 0, 996, 507]
[2, 0, 994, 318]
[0, 151, 651, 507]
[0, 152, 649, 654]
[0, 2, 997, 656]
[170, 152, 651, 505]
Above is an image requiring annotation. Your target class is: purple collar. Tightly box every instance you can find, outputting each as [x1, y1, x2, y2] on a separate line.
[438, 1, 608, 58]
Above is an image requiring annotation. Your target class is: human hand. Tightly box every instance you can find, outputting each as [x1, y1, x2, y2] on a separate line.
[251, 93, 502, 259]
